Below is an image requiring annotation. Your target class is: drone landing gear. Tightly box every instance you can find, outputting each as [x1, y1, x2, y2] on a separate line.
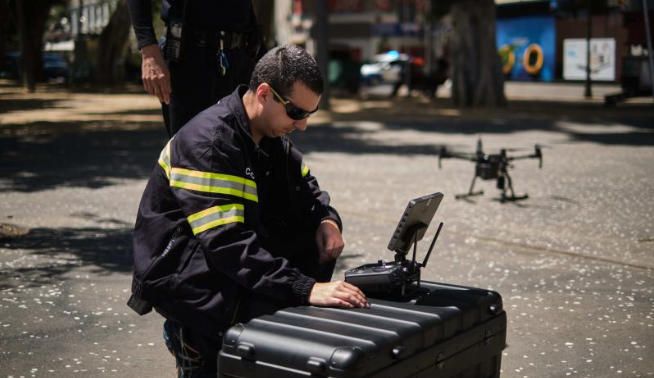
[454, 170, 529, 202]
[500, 192, 529, 202]
[454, 176, 484, 200]
[498, 172, 528, 202]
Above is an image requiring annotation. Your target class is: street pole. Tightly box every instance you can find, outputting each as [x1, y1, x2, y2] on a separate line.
[73, 0, 88, 83]
[584, 0, 593, 98]
[643, 0, 654, 100]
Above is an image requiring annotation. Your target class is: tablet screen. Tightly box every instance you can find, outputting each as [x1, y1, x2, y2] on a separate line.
[387, 192, 444, 254]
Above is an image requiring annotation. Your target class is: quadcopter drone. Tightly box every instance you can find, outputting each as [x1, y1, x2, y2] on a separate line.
[438, 138, 543, 202]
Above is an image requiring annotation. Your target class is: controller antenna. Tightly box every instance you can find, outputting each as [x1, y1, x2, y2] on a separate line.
[422, 222, 444, 268]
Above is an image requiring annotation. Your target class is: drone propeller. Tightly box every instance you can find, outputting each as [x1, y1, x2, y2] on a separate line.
[535, 144, 543, 168]
[476, 137, 484, 159]
[438, 145, 479, 167]
[502, 147, 529, 152]
[438, 146, 450, 168]
[504, 144, 545, 168]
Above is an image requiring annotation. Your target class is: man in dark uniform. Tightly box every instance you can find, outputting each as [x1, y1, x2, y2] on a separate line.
[128, 45, 368, 377]
[127, 0, 262, 137]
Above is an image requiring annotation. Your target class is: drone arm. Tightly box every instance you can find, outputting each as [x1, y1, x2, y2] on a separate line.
[507, 145, 543, 167]
[448, 152, 478, 162]
[506, 153, 536, 161]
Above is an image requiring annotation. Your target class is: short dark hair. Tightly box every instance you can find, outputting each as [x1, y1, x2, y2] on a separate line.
[249, 45, 323, 98]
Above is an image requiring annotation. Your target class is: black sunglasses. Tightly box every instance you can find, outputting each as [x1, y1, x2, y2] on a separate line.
[268, 85, 318, 121]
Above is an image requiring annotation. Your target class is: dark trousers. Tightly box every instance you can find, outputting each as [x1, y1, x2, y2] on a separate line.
[162, 41, 254, 137]
[162, 231, 334, 377]
[164, 320, 216, 378]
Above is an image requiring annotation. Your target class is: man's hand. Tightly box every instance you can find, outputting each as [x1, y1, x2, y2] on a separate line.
[140, 44, 171, 104]
[315, 219, 344, 263]
[309, 281, 369, 308]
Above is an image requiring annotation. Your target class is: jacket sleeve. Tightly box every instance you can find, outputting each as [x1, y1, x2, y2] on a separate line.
[286, 138, 343, 232]
[127, 0, 158, 50]
[161, 129, 316, 305]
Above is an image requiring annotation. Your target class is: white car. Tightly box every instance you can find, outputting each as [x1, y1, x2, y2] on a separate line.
[360, 51, 409, 86]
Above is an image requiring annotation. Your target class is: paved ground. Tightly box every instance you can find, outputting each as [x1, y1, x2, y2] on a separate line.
[1, 80, 653, 377]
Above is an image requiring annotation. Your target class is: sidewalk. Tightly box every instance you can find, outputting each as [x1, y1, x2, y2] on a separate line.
[502, 81, 622, 102]
[440, 80, 645, 103]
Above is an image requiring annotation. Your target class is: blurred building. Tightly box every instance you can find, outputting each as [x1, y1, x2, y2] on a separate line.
[274, 0, 654, 85]
[44, 0, 126, 83]
[493, 0, 653, 83]
[275, 0, 432, 63]
[44, 0, 119, 53]
[273, 0, 437, 95]
[68, 0, 118, 37]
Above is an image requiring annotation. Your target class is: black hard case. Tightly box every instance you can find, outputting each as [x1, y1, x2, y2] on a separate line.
[219, 281, 507, 378]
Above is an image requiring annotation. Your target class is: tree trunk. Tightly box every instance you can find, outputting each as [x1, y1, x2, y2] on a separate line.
[16, 0, 53, 92]
[449, 0, 506, 107]
[96, 0, 131, 85]
[0, 0, 12, 67]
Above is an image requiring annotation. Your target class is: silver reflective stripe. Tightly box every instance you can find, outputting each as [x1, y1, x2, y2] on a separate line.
[170, 167, 258, 202]
[187, 203, 245, 235]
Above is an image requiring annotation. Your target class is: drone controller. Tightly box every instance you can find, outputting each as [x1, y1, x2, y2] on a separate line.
[344, 260, 420, 297]
[345, 193, 444, 297]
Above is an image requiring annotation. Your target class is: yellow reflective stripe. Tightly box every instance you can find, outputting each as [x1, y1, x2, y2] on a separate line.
[170, 167, 258, 202]
[158, 140, 172, 179]
[188, 203, 244, 235]
[301, 162, 310, 177]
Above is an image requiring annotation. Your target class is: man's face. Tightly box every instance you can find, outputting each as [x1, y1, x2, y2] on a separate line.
[258, 82, 321, 139]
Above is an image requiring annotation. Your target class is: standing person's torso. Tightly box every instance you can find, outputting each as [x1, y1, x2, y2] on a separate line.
[164, 0, 254, 32]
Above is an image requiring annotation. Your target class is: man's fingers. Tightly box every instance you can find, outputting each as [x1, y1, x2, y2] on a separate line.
[140, 50, 170, 102]
[309, 281, 369, 308]
[341, 290, 368, 308]
[142, 79, 153, 95]
[145, 75, 171, 104]
[335, 284, 368, 307]
[155, 70, 171, 104]
[342, 287, 366, 302]
[152, 83, 164, 103]
[328, 298, 355, 308]
[344, 287, 369, 307]
[336, 292, 366, 307]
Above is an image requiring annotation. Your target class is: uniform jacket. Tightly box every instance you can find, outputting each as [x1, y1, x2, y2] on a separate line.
[130, 86, 341, 339]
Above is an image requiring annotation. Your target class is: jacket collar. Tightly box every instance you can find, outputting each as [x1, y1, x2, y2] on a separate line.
[224, 85, 271, 159]
[224, 85, 252, 138]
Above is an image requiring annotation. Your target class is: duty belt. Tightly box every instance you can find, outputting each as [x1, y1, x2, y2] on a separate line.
[187, 29, 250, 50]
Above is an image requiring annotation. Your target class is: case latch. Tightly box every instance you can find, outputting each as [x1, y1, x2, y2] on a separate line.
[236, 343, 255, 359]
[306, 357, 327, 373]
